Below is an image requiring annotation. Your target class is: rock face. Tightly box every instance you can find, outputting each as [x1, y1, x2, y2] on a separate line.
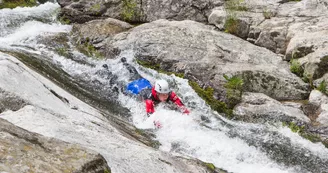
[0, 89, 28, 113]
[233, 92, 310, 123]
[0, 118, 111, 173]
[207, 0, 328, 87]
[110, 19, 310, 103]
[309, 90, 328, 125]
[57, 0, 223, 23]
[71, 18, 133, 58]
[0, 52, 221, 173]
[208, 0, 328, 56]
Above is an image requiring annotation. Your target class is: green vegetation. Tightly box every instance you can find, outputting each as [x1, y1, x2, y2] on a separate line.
[0, 0, 37, 9]
[91, 3, 100, 11]
[263, 9, 274, 19]
[283, 121, 304, 133]
[223, 0, 247, 34]
[224, 15, 239, 34]
[283, 121, 321, 143]
[223, 74, 243, 107]
[204, 162, 216, 172]
[302, 71, 314, 88]
[104, 168, 111, 173]
[56, 47, 69, 57]
[90, 3, 101, 15]
[225, 0, 248, 11]
[121, 0, 138, 21]
[317, 80, 327, 94]
[59, 16, 71, 25]
[188, 80, 233, 116]
[223, 74, 243, 90]
[76, 38, 103, 59]
[290, 59, 303, 77]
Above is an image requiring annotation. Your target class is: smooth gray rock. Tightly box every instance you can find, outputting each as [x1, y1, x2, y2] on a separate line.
[0, 89, 28, 113]
[71, 18, 133, 58]
[0, 118, 111, 173]
[309, 90, 328, 125]
[250, 17, 294, 55]
[233, 92, 310, 123]
[298, 48, 328, 80]
[285, 16, 328, 61]
[111, 19, 310, 102]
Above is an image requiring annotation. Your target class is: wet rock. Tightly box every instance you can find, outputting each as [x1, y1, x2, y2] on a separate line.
[0, 118, 111, 173]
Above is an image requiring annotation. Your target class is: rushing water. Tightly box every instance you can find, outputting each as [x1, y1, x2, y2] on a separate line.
[1, 3, 328, 173]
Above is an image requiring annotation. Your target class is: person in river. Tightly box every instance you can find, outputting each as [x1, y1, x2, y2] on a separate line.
[127, 78, 190, 115]
[102, 57, 190, 127]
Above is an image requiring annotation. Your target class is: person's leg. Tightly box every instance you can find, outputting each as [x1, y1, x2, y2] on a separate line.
[121, 57, 142, 81]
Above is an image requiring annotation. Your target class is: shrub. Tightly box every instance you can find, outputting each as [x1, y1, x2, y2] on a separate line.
[121, 0, 138, 21]
[302, 71, 314, 88]
[225, 0, 248, 11]
[263, 9, 274, 19]
[290, 59, 303, 76]
[224, 15, 238, 34]
[223, 74, 243, 90]
[224, 0, 246, 34]
[317, 80, 327, 94]
[223, 74, 243, 107]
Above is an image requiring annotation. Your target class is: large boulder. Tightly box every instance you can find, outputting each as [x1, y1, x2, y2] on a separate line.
[70, 18, 133, 58]
[57, 0, 223, 23]
[233, 92, 310, 123]
[110, 20, 310, 106]
[298, 48, 328, 81]
[309, 90, 328, 125]
[0, 118, 111, 173]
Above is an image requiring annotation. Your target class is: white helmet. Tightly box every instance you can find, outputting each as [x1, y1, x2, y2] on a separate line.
[154, 80, 170, 93]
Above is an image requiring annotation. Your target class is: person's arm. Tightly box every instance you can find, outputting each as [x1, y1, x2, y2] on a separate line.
[170, 92, 190, 114]
[145, 99, 155, 116]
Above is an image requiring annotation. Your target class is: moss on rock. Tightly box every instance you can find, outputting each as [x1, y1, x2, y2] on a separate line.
[188, 81, 233, 117]
[205, 162, 216, 172]
[0, 0, 37, 9]
[283, 121, 324, 146]
[121, 0, 141, 22]
[76, 39, 103, 59]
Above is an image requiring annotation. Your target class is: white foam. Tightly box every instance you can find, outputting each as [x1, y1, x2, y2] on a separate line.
[0, 20, 71, 45]
[0, 2, 60, 37]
